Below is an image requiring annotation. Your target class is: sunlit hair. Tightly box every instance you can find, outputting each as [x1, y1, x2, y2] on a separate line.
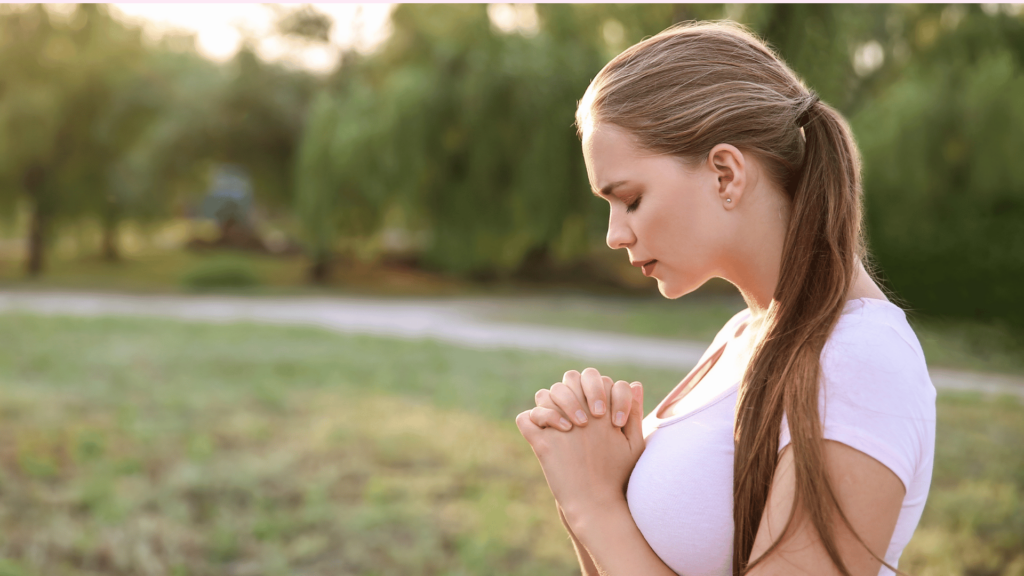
[576, 20, 901, 576]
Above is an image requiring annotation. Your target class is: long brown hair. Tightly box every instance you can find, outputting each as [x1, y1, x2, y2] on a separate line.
[576, 21, 899, 575]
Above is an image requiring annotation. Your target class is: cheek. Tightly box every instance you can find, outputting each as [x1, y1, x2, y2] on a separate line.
[648, 199, 700, 249]
[651, 199, 721, 270]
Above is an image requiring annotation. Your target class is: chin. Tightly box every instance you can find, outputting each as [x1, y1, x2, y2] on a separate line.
[656, 280, 687, 300]
[656, 274, 703, 300]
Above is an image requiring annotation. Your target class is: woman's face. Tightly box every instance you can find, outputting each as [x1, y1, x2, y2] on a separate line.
[581, 122, 733, 299]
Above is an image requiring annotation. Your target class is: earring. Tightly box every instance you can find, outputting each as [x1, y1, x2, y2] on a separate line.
[726, 198, 732, 203]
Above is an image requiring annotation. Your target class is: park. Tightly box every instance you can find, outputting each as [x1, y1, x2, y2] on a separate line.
[1, 4, 1023, 576]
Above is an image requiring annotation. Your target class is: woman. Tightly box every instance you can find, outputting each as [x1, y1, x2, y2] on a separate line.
[515, 21, 936, 576]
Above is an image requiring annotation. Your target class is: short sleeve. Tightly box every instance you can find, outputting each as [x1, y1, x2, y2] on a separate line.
[778, 317, 937, 491]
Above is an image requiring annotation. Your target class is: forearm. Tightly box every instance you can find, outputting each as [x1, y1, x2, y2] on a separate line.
[558, 504, 600, 576]
[566, 499, 677, 576]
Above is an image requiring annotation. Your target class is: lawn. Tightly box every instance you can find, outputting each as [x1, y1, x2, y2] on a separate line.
[0, 314, 1021, 576]
[0, 248, 471, 298]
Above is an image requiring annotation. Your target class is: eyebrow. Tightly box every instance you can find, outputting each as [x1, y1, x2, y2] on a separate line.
[592, 180, 629, 198]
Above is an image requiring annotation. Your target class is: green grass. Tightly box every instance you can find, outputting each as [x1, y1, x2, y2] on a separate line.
[0, 313, 681, 576]
[0, 247, 475, 298]
[0, 314, 1021, 575]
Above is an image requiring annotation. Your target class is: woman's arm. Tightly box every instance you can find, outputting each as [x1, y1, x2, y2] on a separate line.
[560, 441, 904, 576]
[557, 503, 600, 576]
[746, 442, 905, 575]
[562, 497, 678, 576]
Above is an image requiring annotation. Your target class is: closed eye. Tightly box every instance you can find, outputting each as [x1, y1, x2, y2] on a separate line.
[625, 197, 641, 214]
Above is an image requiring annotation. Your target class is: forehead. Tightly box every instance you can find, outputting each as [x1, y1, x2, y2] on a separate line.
[582, 123, 704, 197]
[582, 123, 673, 188]
[582, 123, 645, 175]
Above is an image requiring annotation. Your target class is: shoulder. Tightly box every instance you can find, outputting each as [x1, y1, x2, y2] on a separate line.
[812, 299, 937, 489]
[822, 299, 935, 405]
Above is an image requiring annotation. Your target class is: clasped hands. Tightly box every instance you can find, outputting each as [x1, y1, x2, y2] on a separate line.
[515, 367, 646, 525]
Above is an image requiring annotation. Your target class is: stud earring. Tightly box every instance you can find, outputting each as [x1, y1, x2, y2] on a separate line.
[726, 198, 732, 203]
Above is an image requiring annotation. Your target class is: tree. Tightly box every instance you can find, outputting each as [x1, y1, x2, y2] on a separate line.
[293, 5, 681, 280]
[852, 5, 1024, 328]
[0, 4, 157, 271]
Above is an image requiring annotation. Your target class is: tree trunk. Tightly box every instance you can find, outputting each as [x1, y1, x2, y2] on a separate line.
[101, 220, 119, 261]
[101, 203, 120, 262]
[26, 204, 45, 276]
[23, 165, 46, 277]
[308, 256, 330, 284]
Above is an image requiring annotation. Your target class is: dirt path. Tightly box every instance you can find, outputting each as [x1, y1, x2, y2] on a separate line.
[2, 290, 1021, 399]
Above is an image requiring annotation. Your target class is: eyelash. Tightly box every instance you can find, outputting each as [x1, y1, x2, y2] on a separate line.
[625, 197, 641, 213]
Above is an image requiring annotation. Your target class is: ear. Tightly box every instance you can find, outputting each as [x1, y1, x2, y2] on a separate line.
[707, 144, 747, 209]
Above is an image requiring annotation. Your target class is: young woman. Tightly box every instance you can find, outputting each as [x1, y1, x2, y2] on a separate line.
[515, 21, 936, 576]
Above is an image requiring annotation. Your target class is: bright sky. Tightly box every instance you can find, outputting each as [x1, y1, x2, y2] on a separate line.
[109, 3, 396, 73]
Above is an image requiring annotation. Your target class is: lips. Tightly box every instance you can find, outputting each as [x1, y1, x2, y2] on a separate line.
[629, 258, 657, 277]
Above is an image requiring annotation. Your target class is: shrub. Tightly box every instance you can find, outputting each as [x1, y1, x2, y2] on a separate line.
[180, 255, 262, 290]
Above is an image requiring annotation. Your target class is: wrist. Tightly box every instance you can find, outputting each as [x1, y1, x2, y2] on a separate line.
[562, 494, 632, 542]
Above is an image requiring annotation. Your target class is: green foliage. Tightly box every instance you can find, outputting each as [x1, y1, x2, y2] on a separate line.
[295, 91, 343, 269]
[180, 254, 262, 290]
[852, 6, 1024, 328]
[1, 4, 1022, 328]
[0, 5, 318, 271]
[0, 5, 157, 268]
[296, 5, 693, 279]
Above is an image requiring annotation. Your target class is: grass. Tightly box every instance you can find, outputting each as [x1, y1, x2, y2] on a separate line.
[0, 313, 681, 576]
[0, 314, 1021, 575]
[0, 248, 471, 298]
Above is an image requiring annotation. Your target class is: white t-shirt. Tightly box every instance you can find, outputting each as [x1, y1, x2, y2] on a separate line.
[626, 298, 936, 576]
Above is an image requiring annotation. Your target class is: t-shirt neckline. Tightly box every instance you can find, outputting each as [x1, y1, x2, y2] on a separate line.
[650, 297, 903, 428]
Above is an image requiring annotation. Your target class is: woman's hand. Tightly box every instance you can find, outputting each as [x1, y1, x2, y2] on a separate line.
[528, 367, 640, 431]
[516, 378, 645, 523]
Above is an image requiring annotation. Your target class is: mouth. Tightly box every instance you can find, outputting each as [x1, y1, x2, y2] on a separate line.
[638, 259, 657, 277]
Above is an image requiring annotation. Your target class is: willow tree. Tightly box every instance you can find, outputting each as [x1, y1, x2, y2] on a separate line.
[852, 4, 1024, 328]
[0, 4, 158, 271]
[295, 5, 620, 280]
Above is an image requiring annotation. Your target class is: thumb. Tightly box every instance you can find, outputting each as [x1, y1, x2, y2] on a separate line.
[623, 382, 645, 449]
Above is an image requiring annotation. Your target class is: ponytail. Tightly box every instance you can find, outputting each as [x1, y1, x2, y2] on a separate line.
[733, 99, 902, 576]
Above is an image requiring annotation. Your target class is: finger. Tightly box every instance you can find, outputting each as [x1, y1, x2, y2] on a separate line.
[516, 410, 540, 442]
[610, 380, 634, 428]
[623, 382, 646, 450]
[530, 406, 573, 431]
[580, 367, 609, 417]
[536, 388, 574, 423]
[551, 380, 588, 426]
[561, 369, 585, 399]
[535, 388, 556, 411]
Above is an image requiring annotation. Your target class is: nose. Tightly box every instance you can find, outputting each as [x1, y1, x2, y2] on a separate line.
[605, 207, 635, 250]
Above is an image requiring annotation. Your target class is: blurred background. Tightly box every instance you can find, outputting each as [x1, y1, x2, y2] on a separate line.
[0, 3, 1022, 576]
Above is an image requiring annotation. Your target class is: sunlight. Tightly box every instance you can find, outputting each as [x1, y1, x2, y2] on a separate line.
[109, 3, 395, 72]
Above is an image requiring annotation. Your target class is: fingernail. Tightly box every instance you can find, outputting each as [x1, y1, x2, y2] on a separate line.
[575, 410, 588, 424]
[594, 400, 606, 415]
[559, 418, 572, 430]
[614, 412, 625, 426]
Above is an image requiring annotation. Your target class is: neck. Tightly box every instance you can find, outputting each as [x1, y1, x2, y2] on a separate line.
[729, 256, 888, 334]
[721, 223, 786, 329]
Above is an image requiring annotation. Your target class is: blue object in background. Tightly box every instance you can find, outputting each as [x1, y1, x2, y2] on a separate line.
[199, 164, 254, 230]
